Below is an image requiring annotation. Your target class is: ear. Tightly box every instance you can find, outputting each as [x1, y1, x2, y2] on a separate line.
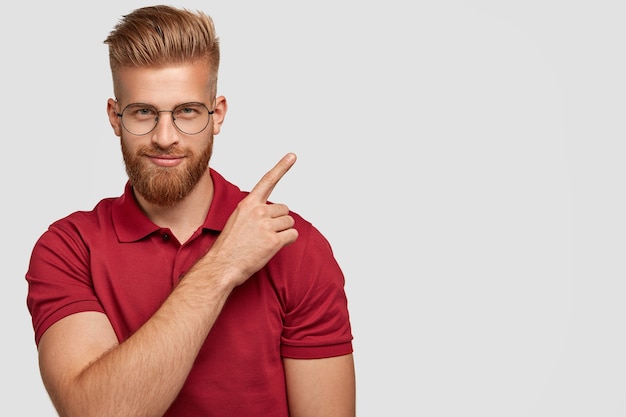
[107, 98, 123, 137]
[211, 95, 228, 135]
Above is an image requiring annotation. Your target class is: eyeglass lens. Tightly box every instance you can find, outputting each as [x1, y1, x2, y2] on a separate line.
[120, 103, 211, 135]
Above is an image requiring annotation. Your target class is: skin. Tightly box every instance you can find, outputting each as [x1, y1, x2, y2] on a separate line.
[37, 62, 356, 417]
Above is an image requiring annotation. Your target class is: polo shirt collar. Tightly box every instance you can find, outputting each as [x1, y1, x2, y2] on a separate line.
[112, 168, 243, 242]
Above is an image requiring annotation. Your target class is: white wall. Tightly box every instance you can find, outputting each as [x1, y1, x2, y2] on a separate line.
[3, 1, 625, 415]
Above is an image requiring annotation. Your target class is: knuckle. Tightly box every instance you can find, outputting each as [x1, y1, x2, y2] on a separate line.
[252, 205, 269, 217]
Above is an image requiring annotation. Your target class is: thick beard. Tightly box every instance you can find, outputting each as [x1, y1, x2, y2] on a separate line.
[121, 138, 213, 207]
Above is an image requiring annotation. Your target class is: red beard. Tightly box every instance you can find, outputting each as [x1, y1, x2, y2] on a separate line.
[121, 139, 213, 207]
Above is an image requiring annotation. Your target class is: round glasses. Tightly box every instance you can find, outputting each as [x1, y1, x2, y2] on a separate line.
[116, 102, 214, 136]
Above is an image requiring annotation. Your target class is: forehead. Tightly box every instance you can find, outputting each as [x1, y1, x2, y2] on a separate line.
[114, 63, 214, 106]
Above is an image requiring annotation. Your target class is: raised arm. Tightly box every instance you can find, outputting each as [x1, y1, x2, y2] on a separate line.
[37, 154, 298, 417]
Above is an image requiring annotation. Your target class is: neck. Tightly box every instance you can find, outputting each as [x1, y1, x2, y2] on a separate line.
[134, 170, 214, 243]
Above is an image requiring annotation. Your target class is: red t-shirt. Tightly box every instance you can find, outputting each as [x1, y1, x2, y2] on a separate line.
[26, 169, 353, 416]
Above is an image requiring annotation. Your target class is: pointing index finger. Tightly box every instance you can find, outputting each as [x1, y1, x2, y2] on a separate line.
[249, 153, 297, 202]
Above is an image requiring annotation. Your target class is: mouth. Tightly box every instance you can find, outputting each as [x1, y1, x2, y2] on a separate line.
[146, 154, 186, 168]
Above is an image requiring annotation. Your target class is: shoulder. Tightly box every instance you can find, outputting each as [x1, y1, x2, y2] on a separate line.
[268, 210, 342, 289]
[48, 197, 118, 235]
[33, 196, 119, 255]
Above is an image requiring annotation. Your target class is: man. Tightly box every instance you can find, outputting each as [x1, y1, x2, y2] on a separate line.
[25, 5, 355, 417]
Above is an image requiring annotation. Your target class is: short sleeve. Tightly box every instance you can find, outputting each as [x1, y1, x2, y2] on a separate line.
[26, 219, 104, 346]
[279, 223, 353, 359]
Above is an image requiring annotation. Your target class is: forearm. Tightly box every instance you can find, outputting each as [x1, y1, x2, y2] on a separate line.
[53, 270, 234, 417]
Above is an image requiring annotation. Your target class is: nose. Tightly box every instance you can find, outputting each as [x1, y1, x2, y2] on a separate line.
[151, 110, 180, 148]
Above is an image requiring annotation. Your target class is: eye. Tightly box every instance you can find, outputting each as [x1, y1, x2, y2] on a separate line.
[124, 104, 157, 120]
[174, 103, 205, 119]
[136, 108, 157, 118]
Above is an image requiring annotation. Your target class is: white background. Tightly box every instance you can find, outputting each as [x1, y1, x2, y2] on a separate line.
[2, 1, 625, 415]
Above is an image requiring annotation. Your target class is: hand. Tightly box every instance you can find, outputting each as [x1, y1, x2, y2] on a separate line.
[201, 153, 299, 287]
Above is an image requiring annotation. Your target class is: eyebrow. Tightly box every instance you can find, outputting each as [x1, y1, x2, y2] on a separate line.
[122, 101, 209, 108]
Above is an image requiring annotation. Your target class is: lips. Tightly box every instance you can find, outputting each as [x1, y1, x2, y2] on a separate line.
[146, 154, 186, 167]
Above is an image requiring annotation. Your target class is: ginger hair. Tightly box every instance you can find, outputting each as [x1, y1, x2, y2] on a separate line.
[104, 5, 220, 97]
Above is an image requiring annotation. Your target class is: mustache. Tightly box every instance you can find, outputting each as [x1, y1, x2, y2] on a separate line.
[139, 145, 188, 157]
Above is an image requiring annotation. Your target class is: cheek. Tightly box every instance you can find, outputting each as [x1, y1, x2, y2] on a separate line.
[120, 138, 131, 161]
[120, 137, 141, 161]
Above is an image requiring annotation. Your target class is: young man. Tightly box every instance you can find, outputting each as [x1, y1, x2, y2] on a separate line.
[25, 5, 355, 417]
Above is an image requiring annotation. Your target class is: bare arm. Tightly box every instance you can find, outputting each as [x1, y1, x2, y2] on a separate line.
[39, 276, 233, 417]
[38, 153, 299, 417]
[284, 354, 356, 417]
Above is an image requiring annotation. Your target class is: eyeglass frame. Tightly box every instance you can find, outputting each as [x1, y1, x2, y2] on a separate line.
[115, 101, 215, 136]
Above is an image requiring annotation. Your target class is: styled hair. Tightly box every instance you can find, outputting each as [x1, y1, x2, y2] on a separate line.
[104, 5, 220, 96]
